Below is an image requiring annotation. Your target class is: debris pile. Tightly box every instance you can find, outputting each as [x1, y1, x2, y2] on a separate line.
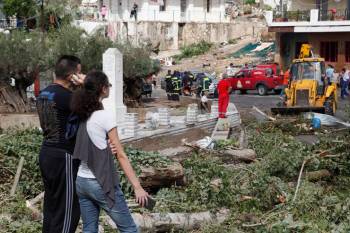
[1, 115, 350, 232]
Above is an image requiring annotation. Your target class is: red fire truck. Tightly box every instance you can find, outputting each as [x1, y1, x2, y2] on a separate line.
[228, 64, 284, 96]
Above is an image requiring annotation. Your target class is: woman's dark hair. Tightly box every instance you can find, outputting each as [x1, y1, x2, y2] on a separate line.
[71, 71, 109, 121]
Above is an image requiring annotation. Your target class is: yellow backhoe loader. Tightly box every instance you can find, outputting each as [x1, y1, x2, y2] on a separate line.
[271, 44, 337, 115]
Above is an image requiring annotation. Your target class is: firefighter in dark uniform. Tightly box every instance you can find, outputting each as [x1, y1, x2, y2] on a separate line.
[171, 74, 181, 101]
[202, 75, 211, 95]
[165, 70, 173, 100]
[196, 73, 211, 98]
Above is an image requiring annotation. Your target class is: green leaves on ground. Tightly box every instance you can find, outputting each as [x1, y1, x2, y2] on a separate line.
[0, 128, 43, 197]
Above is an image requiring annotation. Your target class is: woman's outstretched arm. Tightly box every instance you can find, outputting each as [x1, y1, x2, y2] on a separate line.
[108, 128, 149, 206]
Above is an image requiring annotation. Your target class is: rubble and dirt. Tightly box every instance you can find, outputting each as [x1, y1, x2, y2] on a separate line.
[1, 109, 350, 232]
[156, 36, 262, 79]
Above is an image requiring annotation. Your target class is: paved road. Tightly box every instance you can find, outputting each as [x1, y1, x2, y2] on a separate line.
[229, 91, 349, 121]
[230, 92, 281, 112]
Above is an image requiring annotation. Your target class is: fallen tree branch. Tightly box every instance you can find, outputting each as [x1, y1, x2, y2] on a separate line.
[306, 169, 331, 181]
[293, 159, 307, 202]
[10, 157, 24, 196]
[104, 209, 230, 232]
[139, 162, 185, 189]
[25, 192, 45, 221]
[252, 106, 276, 121]
[242, 222, 266, 228]
[222, 149, 257, 163]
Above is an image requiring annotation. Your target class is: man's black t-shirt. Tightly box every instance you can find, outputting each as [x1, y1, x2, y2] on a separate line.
[36, 84, 75, 153]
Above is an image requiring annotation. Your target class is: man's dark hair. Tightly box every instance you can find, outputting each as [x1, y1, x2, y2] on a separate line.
[55, 55, 81, 80]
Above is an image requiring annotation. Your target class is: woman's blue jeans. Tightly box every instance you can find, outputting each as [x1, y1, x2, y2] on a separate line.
[76, 176, 138, 233]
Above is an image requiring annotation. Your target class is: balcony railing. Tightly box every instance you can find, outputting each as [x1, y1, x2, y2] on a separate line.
[319, 9, 350, 21]
[272, 10, 310, 22]
[266, 8, 350, 27]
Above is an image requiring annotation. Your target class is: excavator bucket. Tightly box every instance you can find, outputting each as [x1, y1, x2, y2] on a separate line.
[271, 106, 325, 115]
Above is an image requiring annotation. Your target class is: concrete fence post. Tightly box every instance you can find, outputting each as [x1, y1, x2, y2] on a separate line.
[123, 113, 138, 137]
[158, 108, 170, 127]
[211, 101, 219, 118]
[186, 104, 198, 124]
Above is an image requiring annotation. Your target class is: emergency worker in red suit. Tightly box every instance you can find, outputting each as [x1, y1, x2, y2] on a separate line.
[217, 73, 232, 118]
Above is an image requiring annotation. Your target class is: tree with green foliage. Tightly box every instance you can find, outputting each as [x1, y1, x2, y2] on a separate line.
[2, 0, 37, 18]
[0, 24, 159, 112]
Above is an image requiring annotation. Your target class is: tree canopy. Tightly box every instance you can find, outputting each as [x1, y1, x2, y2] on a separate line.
[2, 0, 37, 18]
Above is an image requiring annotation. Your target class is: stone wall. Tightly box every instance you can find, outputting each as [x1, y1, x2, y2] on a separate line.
[180, 19, 263, 46]
[109, 18, 265, 50]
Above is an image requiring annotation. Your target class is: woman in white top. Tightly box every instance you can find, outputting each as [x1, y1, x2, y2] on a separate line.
[71, 71, 148, 233]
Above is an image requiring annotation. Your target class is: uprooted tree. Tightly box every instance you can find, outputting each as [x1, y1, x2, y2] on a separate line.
[0, 25, 160, 113]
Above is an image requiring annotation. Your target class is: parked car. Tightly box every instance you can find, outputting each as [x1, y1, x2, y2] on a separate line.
[228, 63, 284, 96]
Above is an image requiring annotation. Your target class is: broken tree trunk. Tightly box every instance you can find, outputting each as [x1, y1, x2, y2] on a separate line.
[221, 149, 257, 163]
[139, 162, 185, 189]
[306, 169, 331, 181]
[158, 146, 193, 163]
[104, 209, 230, 232]
[0, 86, 30, 113]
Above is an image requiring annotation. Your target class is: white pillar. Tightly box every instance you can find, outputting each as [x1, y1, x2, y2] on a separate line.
[171, 22, 179, 50]
[310, 9, 319, 23]
[102, 48, 127, 125]
[265, 11, 273, 26]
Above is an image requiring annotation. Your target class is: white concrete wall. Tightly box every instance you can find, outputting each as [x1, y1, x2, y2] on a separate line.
[263, 0, 278, 9]
[107, 0, 228, 23]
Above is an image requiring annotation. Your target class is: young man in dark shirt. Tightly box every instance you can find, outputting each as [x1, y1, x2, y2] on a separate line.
[36, 55, 84, 233]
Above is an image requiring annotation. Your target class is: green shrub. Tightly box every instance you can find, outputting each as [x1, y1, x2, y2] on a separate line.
[244, 0, 256, 5]
[174, 40, 213, 60]
[228, 38, 237, 45]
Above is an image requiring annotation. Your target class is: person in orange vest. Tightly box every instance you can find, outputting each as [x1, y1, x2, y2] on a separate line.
[280, 68, 290, 97]
[217, 73, 232, 118]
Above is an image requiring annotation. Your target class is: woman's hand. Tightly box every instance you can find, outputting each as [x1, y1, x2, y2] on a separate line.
[108, 139, 118, 154]
[134, 187, 149, 207]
